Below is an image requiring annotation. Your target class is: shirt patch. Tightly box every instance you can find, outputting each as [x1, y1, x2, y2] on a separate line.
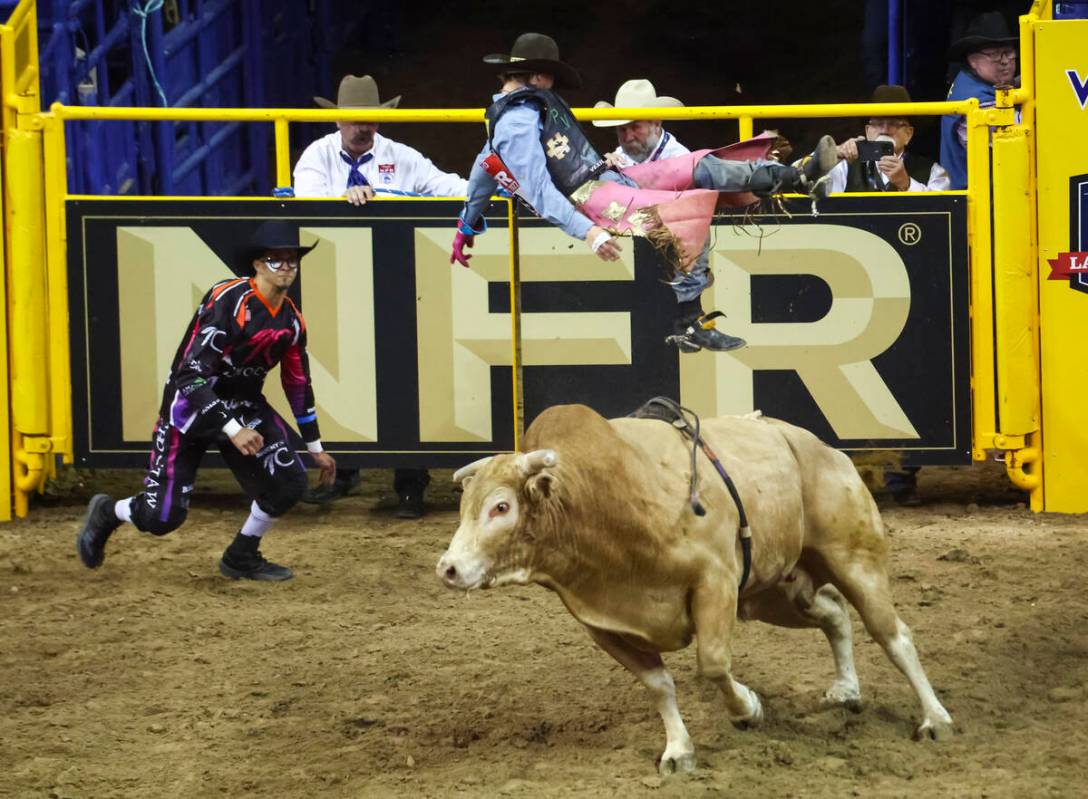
[378, 163, 395, 184]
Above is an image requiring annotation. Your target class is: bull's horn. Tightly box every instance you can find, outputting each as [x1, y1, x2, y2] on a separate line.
[517, 449, 558, 475]
[452, 456, 493, 483]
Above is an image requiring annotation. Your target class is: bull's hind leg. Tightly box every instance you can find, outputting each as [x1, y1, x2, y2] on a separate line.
[824, 553, 954, 740]
[584, 626, 696, 775]
[692, 580, 764, 729]
[740, 570, 862, 710]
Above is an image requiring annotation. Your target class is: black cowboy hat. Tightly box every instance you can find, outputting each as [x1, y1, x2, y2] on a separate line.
[483, 33, 582, 90]
[948, 12, 1018, 60]
[866, 84, 914, 122]
[247, 220, 317, 264]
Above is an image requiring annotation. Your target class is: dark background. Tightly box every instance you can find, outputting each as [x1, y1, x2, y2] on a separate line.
[315, 0, 1031, 178]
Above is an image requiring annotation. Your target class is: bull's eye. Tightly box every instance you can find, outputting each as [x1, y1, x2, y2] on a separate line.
[489, 501, 510, 518]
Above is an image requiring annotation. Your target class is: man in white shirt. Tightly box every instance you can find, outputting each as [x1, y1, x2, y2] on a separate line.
[294, 74, 467, 204]
[294, 75, 468, 516]
[592, 79, 690, 168]
[826, 85, 950, 195]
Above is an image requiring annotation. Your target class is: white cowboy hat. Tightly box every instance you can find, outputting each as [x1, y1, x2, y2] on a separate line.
[592, 79, 683, 128]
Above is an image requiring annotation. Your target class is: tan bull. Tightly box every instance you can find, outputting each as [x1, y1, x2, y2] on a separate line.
[436, 403, 953, 774]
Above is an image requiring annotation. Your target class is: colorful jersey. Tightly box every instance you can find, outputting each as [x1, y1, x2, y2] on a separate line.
[159, 277, 320, 443]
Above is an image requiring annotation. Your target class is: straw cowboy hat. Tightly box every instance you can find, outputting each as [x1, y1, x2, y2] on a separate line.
[314, 74, 400, 109]
[592, 79, 683, 128]
[948, 12, 1018, 60]
[483, 33, 582, 90]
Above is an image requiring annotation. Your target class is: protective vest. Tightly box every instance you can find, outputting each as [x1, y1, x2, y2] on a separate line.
[485, 87, 606, 197]
[845, 151, 936, 191]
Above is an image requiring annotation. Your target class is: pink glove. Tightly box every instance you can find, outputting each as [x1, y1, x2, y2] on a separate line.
[450, 230, 474, 268]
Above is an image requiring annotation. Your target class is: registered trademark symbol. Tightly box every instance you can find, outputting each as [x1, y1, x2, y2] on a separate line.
[898, 222, 922, 245]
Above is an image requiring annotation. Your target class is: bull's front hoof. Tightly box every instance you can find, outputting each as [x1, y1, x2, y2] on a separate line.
[913, 717, 954, 742]
[658, 751, 697, 775]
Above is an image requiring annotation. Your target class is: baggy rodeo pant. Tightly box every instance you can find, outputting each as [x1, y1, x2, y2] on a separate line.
[129, 401, 308, 536]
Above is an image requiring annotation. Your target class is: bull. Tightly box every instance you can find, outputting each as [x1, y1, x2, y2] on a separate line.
[436, 404, 953, 774]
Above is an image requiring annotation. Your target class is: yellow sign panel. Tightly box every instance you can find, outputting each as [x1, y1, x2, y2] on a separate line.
[1034, 19, 1088, 512]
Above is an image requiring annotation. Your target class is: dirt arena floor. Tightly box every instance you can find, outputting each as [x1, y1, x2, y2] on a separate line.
[2, 462, 1087, 798]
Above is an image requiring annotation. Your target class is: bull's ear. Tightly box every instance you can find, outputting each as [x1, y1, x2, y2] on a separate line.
[525, 472, 554, 503]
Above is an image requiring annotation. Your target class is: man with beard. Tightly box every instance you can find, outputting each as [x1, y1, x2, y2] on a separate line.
[940, 11, 1019, 190]
[75, 221, 337, 582]
[450, 34, 837, 354]
[592, 79, 690, 169]
[294, 75, 467, 515]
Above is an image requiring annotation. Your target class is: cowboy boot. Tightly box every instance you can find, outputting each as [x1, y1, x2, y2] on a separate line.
[748, 135, 838, 198]
[666, 305, 746, 353]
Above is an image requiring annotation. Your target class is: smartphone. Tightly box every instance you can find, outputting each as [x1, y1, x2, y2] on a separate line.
[856, 140, 895, 162]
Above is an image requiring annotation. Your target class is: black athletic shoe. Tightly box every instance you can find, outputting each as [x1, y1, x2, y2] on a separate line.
[395, 490, 425, 519]
[76, 493, 122, 569]
[218, 550, 293, 582]
[666, 312, 746, 353]
[301, 470, 362, 505]
[219, 534, 293, 582]
[891, 486, 923, 507]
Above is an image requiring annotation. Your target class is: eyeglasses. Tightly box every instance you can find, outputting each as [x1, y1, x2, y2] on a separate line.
[866, 119, 911, 130]
[262, 256, 300, 272]
[977, 48, 1017, 63]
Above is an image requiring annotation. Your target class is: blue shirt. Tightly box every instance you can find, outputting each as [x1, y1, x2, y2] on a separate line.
[463, 91, 594, 240]
[940, 68, 1017, 190]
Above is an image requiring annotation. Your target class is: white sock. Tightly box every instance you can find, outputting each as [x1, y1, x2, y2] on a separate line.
[114, 498, 133, 523]
[240, 501, 276, 538]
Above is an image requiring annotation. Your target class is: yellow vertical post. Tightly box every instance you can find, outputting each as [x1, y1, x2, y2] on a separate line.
[7, 128, 48, 436]
[2, 0, 45, 519]
[991, 127, 1037, 435]
[964, 103, 996, 461]
[991, 126, 1042, 508]
[506, 200, 522, 452]
[43, 112, 72, 464]
[274, 117, 291, 187]
[738, 115, 753, 141]
[0, 120, 10, 522]
[6, 125, 49, 516]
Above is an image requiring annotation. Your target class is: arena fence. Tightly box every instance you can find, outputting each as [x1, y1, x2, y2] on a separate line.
[3, 0, 1079, 518]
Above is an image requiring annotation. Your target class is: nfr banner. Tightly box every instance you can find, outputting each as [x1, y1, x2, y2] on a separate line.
[67, 193, 969, 469]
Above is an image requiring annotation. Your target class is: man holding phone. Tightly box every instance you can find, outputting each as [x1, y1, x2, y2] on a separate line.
[825, 85, 950, 194]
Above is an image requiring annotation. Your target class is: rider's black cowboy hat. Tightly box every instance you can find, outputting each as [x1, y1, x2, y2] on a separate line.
[483, 33, 582, 90]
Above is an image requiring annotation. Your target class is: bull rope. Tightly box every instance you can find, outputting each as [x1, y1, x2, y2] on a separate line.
[629, 397, 753, 592]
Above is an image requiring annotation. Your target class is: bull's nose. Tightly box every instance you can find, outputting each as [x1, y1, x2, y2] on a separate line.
[436, 555, 458, 586]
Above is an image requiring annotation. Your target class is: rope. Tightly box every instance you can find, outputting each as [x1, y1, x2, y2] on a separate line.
[629, 396, 754, 591]
[130, 1, 169, 107]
